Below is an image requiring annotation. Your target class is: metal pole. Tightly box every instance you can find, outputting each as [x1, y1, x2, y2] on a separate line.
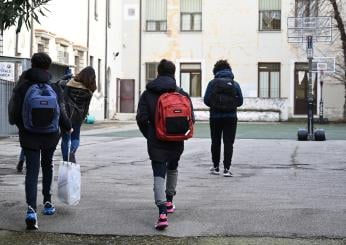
[319, 70, 324, 123]
[307, 36, 314, 140]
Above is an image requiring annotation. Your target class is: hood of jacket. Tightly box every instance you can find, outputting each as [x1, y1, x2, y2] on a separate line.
[215, 69, 234, 80]
[25, 68, 52, 83]
[146, 75, 177, 94]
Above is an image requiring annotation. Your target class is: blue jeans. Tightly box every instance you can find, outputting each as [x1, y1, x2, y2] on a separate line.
[23, 147, 55, 210]
[61, 124, 81, 161]
[19, 148, 25, 161]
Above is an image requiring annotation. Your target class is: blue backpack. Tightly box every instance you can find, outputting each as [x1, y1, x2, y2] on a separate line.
[22, 83, 60, 133]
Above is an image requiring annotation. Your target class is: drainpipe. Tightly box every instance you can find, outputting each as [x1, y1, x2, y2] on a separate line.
[104, 0, 109, 119]
[138, 0, 142, 100]
[86, 0, 90, 66]
[30, 14, 34, 57]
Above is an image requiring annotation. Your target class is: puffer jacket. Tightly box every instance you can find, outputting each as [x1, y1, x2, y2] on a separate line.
[136, 75, 194, 162]
[64, 78, 93, 125]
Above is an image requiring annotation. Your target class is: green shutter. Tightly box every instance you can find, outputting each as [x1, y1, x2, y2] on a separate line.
[181, 0, 202, 12]
[146, 0, 167, 21]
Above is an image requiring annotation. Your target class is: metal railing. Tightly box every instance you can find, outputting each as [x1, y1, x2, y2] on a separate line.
[0, 79, 17, 136]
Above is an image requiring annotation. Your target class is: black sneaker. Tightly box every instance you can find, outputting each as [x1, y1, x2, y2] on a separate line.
[69, 152, 76, 163]
[223, 169, 233, 177]
[26, 206, 38, 230]
[210, 166, 220, 175]
[17, 160, 24, 173]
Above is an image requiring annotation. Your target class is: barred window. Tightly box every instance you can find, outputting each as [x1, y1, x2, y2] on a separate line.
[146, 0, 167, 32]
[259, 0, 281, 31]
[295, 0, 319, 17]
[181, 0, 202, 31]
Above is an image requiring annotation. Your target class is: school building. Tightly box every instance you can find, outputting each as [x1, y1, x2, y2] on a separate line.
[1, 0, 345, 129]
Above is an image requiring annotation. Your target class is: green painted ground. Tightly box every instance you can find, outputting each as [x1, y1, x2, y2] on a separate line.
[85, 122, 346, 140]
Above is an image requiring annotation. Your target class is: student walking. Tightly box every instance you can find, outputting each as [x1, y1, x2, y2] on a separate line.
[204, 59, 243, 177]
[8, 52, 72, 230]
[60, 66, 96, 163]
[136, 59, 194, 230]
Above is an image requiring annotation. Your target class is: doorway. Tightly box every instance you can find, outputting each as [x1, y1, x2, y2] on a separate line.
[294, 62, 317, 115]
[117, 79, 135, 113]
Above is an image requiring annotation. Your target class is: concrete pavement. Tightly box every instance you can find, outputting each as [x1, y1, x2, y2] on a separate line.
[0, 122, 346, 243]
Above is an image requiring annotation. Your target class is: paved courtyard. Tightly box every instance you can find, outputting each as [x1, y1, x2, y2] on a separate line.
[0, 122, 345, 244]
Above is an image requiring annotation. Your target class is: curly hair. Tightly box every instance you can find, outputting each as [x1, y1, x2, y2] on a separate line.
[213, 59, 231, 75]
[74, 66, 97, 92]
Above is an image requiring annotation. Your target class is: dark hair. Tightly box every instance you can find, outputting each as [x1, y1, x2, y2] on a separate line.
[213, 59, 231, 75]
[31, 52, 52, 70]
[157, 59, 176, 77]
[74, 66, 97, 92]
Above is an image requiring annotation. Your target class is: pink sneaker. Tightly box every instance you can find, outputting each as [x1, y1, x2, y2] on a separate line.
[155, 213, 168, 230]
[165, 201, 175, 213]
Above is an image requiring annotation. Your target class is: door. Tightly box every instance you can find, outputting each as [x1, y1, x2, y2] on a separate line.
[294, 63, 317, 115]
[118, 79, 135, 113]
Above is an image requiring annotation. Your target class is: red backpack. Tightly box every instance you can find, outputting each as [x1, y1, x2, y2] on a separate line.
[155, 91, 194, 141]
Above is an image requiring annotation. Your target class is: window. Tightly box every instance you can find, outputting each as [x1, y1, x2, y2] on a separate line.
[259, 0, 281, 31]
[97, 59, 102, 92]
[180, 63, 201, 97]
[57, 44, 69, 64]
[295, 0, 318, 17]
[90, 56, 94, 67]
[74, 51, 84, 74]
[145, 62, 158, 83]
[181, 0, 202, 31]
[37, 37, 49, 53]
[146, 0, 167, 32]
[258, 63, 280, 98]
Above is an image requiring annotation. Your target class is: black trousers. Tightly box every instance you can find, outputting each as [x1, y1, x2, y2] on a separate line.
[23, 147, 56, 210]
[209, 117, 237, 170]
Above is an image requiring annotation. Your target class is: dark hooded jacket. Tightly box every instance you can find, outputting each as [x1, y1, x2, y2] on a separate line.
[63, 78, 93, 125]
[9, 68, 72, 150]
[204, 69, 243, 118]
[136, 75, 194, 162]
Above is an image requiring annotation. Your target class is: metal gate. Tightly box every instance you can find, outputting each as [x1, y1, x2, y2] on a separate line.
[0, 57, 30, 137]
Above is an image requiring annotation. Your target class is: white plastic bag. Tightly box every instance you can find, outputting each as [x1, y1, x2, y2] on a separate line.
[57, 161, 81, 205]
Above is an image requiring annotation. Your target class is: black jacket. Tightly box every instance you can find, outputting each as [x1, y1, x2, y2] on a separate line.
[136, 75, 194, 163]
[63, 79, 93, 125]
[9, 68, 72, 150]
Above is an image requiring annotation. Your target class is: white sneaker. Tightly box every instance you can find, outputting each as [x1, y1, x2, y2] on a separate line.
[210, 167, 220, 175]
[223, 169, 233, 177]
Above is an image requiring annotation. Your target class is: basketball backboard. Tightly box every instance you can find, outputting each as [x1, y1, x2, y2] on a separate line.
[287, 16, 332, 43]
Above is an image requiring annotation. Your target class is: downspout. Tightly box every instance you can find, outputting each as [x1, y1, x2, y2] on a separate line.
[104, 0, 109, 119]
[138, 0, 142, 100]
[30, 14, 33, 57]
[86, 0, 90, 66]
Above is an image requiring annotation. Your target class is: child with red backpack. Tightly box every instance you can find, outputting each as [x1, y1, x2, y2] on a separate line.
[136, 59, 194, 230]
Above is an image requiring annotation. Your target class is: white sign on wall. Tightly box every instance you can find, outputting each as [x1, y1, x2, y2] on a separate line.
[124, 4, 139, 20]
[0, 62, 15, 82]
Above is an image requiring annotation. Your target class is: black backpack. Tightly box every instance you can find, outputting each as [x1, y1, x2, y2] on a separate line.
[209, 79, 238, 112]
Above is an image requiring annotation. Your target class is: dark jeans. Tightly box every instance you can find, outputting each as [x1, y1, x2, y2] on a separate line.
[61, 124, 81, 161]
[209, 117, 237, 170]
[23, 147, 56, 210]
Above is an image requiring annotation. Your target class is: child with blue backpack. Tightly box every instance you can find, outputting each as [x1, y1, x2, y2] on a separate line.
[8, 52, 72, 230]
